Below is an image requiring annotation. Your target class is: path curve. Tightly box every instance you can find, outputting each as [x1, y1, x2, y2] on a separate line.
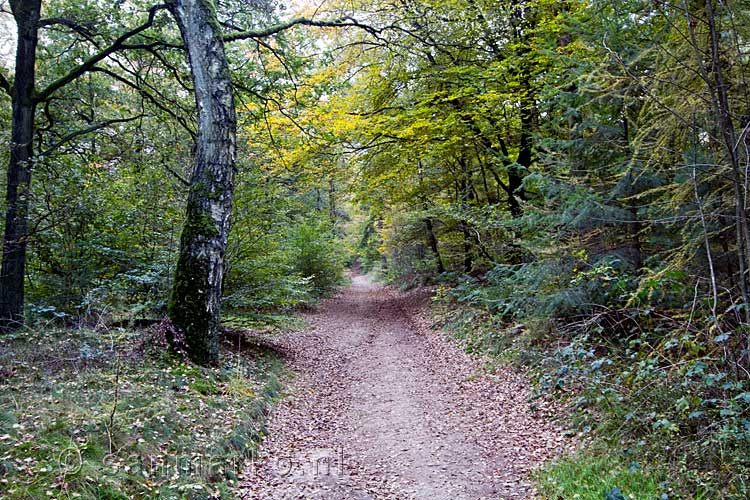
[239, 276, 572, 500]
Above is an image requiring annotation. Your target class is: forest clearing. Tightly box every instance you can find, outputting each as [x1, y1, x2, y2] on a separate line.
[2, 0, 750, 498]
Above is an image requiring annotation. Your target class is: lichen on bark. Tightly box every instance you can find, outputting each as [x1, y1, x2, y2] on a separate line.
[167, 0, 237, 366]
[167, 205, 219, 364]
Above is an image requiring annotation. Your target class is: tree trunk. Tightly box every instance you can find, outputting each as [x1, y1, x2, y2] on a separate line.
[496, 137, 524, 218]
[424, 218, 445, 274]
[377, 216, 388, 271]
[417, 159, 445, 274]
[167, 0, 237, 365]
[458, 159, 473, 273]
[508, 77, 534, 217]
[0, 0, 42, 331]
[704, 0, 750, 323]
[328, 177, 336, 224]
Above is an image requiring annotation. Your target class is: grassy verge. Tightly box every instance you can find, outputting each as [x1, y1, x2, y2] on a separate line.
[536, 452, 667, 500]
[0, 320, 287, 500]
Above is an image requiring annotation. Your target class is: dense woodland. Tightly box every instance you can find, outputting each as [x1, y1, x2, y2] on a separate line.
[2, 0, 750, 498]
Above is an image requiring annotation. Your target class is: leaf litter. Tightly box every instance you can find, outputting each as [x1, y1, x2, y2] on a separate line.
[239, 275, 575, 499]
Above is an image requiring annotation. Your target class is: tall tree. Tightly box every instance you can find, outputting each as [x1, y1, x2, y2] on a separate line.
[0, 0, 167, 330]
[0, 0, 42, 330]
[167, 0, 236, 365]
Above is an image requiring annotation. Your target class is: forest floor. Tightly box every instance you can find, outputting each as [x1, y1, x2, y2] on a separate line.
[239, 275, 574, 500]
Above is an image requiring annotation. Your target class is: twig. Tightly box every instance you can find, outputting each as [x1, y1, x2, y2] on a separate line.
[106, 353, 122, 455]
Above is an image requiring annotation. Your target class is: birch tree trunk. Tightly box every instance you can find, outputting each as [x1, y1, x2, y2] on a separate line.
[168, 0, 237, 365]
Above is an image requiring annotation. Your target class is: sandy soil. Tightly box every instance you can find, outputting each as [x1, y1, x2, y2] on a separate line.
[239, 275, 572, 500]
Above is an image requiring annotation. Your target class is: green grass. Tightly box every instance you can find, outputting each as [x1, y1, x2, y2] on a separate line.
[536, 453, 668, 500]
[0, 321, 286, 500]
[222, 313, 306, 332]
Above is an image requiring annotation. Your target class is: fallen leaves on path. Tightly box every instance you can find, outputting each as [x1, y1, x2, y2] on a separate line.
[239, 276, 574, 500]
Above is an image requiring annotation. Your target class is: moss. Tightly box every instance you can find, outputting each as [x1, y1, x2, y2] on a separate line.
[168, 248, 213, 364]
[168, 202, 221, 365]
[198, 0, 223, 36]
[193, 179, 224, 203]
[184, 204, 220, 240]
[189, 378, 219, 395]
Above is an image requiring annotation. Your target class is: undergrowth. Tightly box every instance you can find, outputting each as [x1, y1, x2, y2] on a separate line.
[0, 319, 287, 500]
[535, 452, 668, 500]
[433, 263, 750, 499]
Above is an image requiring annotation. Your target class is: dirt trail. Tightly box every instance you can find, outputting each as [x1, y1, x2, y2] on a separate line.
[239, 275, 571, 500]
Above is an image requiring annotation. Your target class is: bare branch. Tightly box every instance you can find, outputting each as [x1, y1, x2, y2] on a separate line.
[162, 163, 191, 187]
[347, 106, 406, 117]
[222, 16, 380, 42]
[35, 4, 169, 103]
[89, 66, 196, 139]
[40, 115, 144, 157]
[120, 40, 184, 50]
[38, 17, 98, 46]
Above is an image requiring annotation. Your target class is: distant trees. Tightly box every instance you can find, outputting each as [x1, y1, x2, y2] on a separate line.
[308, 0, 560, 276]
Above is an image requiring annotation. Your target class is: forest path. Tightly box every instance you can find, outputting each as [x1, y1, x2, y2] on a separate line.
[239, 275, 570, 500]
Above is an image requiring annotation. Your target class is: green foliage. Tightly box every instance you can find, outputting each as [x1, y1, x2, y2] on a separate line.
[540, 322, 750, 496]
[445, 254, 635, 324]
[223, 163, 347, 311]
[349, 213, 384, 273]
[536, 453, 668, 500]
[377, 210, 444, 286]
[438, 271, 750, 497]
[288, 218, 346, 297]
[0, 0, 341, 331]
[22, 79, 190, 323]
